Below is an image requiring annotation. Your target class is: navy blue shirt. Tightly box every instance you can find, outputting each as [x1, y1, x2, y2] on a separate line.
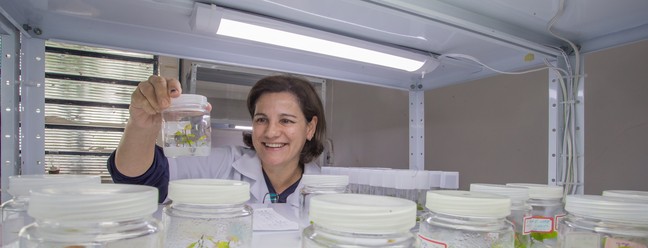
[107, 146, 169, 203]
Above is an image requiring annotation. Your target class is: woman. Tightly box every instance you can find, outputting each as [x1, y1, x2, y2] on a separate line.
[107, 74, 326, 207]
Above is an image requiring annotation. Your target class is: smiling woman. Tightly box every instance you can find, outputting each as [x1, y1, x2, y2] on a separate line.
[108, 74, 327, 208]
[242, 75, 326, 201]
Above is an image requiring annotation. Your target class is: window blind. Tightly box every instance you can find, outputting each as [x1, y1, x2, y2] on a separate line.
[44, 41, 156, 182]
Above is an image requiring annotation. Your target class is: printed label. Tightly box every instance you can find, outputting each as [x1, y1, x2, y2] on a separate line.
[604, 238, 647, 248]
[554, 214, 566, 231]
[563, 233, 601, 248]
[418, 234, 448, 248]
[523, 216, 554, 234]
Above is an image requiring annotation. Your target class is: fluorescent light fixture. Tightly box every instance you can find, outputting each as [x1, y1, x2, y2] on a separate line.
[190, 3, 438, 72]
[234, 125, 253, 131]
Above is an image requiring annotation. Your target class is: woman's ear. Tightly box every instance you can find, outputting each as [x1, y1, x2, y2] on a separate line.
[306, 116, 318, 141]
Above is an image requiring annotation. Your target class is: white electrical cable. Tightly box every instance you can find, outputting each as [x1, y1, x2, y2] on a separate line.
[439, 53, 558, 75]
[547, 0, 582, 198]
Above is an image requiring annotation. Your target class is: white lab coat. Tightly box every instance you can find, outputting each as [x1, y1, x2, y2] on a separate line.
[167, 145, 321, 207]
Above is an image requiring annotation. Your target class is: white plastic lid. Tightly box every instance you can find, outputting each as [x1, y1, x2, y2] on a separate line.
[506, 183, 563, 199]
[168, 179, 250, 204]
[396, 170, 416, 190]
[425, 190, 511, 218]
[28, 184, 158, 222]
[381, 170, 396, 188]
[7, 175, 101, 197]
[429, 171, 442, 188]
[302, 175, 349, 187]
[470, 183, 530, 203]
[415, 171, 430, 190]
[566, 195, 648, 225]
[602, 190, 648, 200]
[309, 194, 416, 234]
[171, 94, 207, 106]
[440, 172, 459, 189]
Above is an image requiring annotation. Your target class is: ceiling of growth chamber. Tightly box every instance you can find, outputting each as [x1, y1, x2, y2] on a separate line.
[1, 0, 647, 90]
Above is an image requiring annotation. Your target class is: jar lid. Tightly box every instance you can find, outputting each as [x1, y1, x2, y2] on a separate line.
[566, 195, 648, 225]
[470, 183, 529, 202]
[309, 194, 416, 234]
[506, 183, 563, 199]
[302, 175, 349, 186]
[28, 184, 158, 222]
[425, 190, 511, 218]
[7, 175, 101, 197]
[168, 179, 250, 204]
[602, 190, 648, 200]
[170, 94, 208, 106]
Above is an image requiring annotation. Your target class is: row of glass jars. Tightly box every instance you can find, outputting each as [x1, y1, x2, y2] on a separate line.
[1, 175, 252, 247]
[301, 178, 648, 248]
[3, 174, 647, 247]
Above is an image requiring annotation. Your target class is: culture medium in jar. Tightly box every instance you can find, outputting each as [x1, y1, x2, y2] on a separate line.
[1, 174, 101, 247]
[162, 179, 252, 248]
[507, 183, 564, 248]
[471, 183, 532, 248]
[558, 195, 648, 248]
[161, 94, 211, 157]
[19, 184, 161, 247]
[303, 193, 417, 247]
[418, 190, 514, 248]
[299, 174, 350, 226]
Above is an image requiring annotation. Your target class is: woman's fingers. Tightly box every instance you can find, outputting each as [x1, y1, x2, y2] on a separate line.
[132, 75, 184, 115]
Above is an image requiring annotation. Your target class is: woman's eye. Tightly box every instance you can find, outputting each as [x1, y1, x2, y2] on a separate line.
[280, 119, 295, 124]
[254, 118, 267, 124]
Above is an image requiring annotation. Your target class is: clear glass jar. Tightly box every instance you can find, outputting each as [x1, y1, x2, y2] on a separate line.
[299, 174, 350, 226]
[418, 190, 515, 248]
[303, 194, 417, 247]
[1, 175, 101, 247]
[471, 183, 533, 248]
[161, 94, 211, 157]
[19, 184, 161, 247]
[162, 179, 252, 248]
[558, 195, 648, 247]
[507, 183, 564, 248]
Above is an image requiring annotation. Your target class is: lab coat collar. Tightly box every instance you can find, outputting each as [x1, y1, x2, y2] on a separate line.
[231, 151, 267, 204]
[231, 151, 322, 207]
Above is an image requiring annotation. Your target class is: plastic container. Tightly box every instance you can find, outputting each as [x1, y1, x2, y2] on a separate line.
[161, 94, 211, 157]
[18, 184, 161, 247]
[162, 179, 252, 248]
[507, 183, 564, 248]
[470, 184, 532, 248]
[602, 190, 648, 201]
[299, 174, 350, 226]
[1, 175, 101, 247]
[303, 194, 417, 247]
[558, 195, 648, 247]
[418, 190, 514, 248]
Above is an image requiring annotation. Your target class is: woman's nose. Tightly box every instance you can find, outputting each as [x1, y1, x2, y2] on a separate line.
[264, 121, 281, 138]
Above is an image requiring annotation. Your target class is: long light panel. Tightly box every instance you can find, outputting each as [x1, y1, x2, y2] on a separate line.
[190, 3, 437, 72]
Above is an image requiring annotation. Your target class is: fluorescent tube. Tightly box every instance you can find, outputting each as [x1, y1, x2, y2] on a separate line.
[216, 19, 428, 72]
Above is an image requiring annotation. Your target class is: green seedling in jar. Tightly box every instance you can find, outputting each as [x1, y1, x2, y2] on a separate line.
[174, 123, 207, 147]
[186, 235, 231, 248]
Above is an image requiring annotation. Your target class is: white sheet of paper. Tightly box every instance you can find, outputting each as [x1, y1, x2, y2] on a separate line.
[253, 207, 299, 231]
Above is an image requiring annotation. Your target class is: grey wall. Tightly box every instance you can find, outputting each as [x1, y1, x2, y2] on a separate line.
[584, 40, 648, 194]
[329, 39, 648, 193]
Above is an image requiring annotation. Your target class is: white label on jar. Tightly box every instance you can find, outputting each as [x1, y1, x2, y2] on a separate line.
[523, 216, 554, 234]
[417, 234, 448, 248]
[604, 238, 647, 248]
[564, 233, 600, 248]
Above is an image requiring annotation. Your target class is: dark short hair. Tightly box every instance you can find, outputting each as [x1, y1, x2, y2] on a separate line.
[242, 74, 326, 165]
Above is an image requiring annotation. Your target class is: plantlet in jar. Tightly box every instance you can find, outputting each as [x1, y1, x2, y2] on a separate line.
[174, 123, 207, 147]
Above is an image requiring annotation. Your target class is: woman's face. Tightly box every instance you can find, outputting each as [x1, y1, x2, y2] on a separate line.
[252, 92, 317, 170]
